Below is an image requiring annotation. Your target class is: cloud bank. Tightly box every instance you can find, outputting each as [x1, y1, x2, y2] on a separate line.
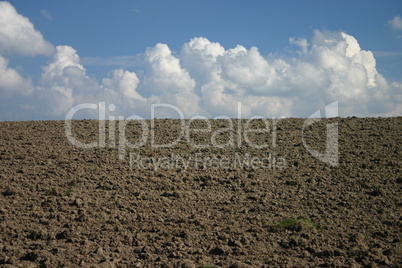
[0, 1, 401, 120]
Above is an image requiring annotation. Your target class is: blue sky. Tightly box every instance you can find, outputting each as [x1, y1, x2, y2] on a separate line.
[1, 0, 402, 120]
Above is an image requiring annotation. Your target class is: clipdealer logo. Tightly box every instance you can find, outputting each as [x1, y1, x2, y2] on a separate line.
[64, 101, 338, 169]
[302, 101, 338, 167]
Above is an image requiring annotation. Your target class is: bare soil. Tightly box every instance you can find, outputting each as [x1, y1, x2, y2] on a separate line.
[0, 117, 401, 267]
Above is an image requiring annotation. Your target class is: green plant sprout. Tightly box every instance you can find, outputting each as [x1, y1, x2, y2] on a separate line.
[274, 217, 322, 232]
[65, 189, 73, 196]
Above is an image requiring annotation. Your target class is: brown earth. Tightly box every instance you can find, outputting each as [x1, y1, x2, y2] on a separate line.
[0, 117, 401, 267]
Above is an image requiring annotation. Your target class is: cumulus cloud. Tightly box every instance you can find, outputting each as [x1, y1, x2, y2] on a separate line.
[8, 31, 402, 119]
[388, 15, 402, 30]
[176, 31, 401, 117]
[102, 69, 142, 102]
[0, 55, 33, 97]
[137, 43, 202, 117]
[36, 46, 146, 118]
[0, 1, 54, 56]
[34, 46, 98, 116]
[101, 69, 145, 117]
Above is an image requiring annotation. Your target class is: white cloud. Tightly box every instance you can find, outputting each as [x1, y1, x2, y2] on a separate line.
[0, 1, 54, 56]
[137, 43, 202, 117]
[36, 46, 147, 118]
[101, 69, 146, 116]
[32, 31, 400, 119]
[388, 15, 402, 30]
[41, 46, 85, 81]
[36, 45, 100, 116]
[102, 69, 142, 102]
[0, 55, 33, 97]
[178, 32, 400, 118]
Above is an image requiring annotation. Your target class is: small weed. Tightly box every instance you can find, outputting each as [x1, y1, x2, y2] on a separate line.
[65, 189, 73, 196]
[44, 189, 55, 196]
[93, 166, 99, 172]
[272, 217, 322, 232]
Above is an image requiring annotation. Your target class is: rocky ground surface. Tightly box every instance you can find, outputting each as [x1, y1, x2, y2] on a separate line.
[0, 117, 401, 267]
